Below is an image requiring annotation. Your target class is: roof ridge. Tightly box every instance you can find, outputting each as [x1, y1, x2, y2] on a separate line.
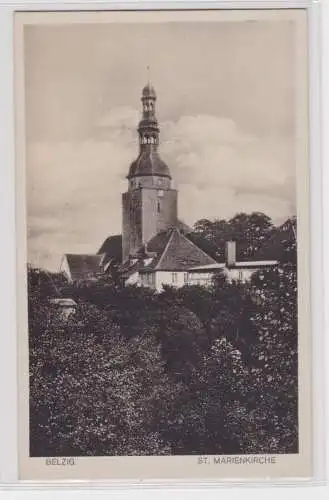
[154, 229, 176, 270]
[181, 232, 218, 264]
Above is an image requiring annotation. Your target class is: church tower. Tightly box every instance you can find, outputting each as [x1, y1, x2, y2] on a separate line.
[122, 82, 178, 262]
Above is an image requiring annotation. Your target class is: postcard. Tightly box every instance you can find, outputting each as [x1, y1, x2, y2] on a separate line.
[15, 7, 311, 481]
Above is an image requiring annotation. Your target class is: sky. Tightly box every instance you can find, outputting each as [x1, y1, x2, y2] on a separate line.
[24, 18, 299, 271]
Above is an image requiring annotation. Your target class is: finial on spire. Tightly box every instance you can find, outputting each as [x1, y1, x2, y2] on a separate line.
[147, 65, 150, 84]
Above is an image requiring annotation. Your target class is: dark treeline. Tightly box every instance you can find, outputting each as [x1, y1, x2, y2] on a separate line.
[28, 214, 298, 457]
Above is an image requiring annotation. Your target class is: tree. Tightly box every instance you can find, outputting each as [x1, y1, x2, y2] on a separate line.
[28, 207, 298, 458]
[29, 299, 180, 456]
[247, 264, 298, 453]
[192, 212, 274, 260]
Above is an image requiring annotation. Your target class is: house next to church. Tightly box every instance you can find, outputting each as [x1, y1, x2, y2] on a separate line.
[60, 82, 278, 290]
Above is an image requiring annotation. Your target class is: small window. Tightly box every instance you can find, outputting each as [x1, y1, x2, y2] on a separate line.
[157, 201, 161, 213]
[184, 273, 188, 283]
[238, 271, 243, 281]
[172, 272, 178, 284]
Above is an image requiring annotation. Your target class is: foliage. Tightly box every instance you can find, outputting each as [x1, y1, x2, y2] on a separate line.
[30, 300, 180, 456]
[28, 212, 298, 456]
[193, 212, 273, 260]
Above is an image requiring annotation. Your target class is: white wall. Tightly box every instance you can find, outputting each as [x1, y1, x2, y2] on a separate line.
[59, 255, 72, 282]
[132, 266, 270, 292]
[223, 267, 257, 283]
[155, 271, 188, 292]
[125, 271, 141, 286]
[187, 272, 213, 287]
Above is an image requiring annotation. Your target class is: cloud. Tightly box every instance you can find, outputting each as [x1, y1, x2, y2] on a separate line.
[27, 107, 295, 271]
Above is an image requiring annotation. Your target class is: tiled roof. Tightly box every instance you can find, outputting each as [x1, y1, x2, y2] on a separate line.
[140, 228, 218, 272]
[128, 150, 171, 179]
[98, 234, 122, 264]
[64, 254, 104, 282]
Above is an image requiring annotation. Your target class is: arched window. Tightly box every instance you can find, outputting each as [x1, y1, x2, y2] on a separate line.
[157, 200, 161, 213]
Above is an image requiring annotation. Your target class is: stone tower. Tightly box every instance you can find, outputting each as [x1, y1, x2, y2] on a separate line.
[122, 82, 178, 262]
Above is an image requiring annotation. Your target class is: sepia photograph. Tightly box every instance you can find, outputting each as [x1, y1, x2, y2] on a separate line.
[15, 8, 312, 480]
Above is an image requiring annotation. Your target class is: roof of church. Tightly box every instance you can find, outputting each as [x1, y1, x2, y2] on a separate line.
[137, 228, 218, 272]
[63, 254, 104, 282]
[98, 221, 194, 269]
[128, 150, 171, 179]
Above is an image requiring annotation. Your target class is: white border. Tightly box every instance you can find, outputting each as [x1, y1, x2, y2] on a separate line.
[0, 0, 326, 490]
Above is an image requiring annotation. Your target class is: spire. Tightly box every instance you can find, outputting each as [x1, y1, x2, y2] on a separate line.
[127, 82, 171, 180]
[139, 79, 159, 148]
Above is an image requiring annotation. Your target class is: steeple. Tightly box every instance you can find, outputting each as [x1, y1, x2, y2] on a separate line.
[127, 81, 171, 180]
[122, 82, 178, 263]
[139, 82, 159, 147]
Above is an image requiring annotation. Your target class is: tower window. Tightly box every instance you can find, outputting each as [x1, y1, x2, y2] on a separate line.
[157, 200, 161, 213]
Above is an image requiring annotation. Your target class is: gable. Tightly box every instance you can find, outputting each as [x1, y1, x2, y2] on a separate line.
[64, 254, 104, 282]
[155, 229, 217, 271]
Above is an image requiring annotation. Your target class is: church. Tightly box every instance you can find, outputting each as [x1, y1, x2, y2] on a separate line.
[60, 82, 278, 290]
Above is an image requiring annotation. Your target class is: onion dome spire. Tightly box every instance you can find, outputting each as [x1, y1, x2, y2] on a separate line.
[127, 77, 171, 180]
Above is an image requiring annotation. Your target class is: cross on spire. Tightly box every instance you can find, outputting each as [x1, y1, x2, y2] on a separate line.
[147, 65, 150, 84]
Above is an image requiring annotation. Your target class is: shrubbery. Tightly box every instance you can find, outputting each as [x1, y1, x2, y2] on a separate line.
[29, 214, 298, 456]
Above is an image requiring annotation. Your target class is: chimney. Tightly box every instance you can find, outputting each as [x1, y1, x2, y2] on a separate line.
[225, 241, 236, 267]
